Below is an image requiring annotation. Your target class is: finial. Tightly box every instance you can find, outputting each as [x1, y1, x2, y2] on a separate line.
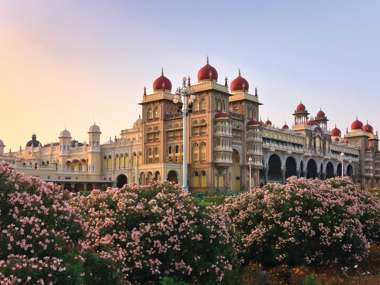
[161, 67, 164, 76]
[255, 87, 258, 97]
[238, 68, 241, 76]
[187, 76, 191, 87]
[225, 76, 228, 87]
[182, 76, 186, 88]
[143, 86, 147, 96]
[206, 56, 209, 64]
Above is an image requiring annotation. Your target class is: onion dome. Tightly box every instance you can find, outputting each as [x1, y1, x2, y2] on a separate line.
[351, 118, 363, 130]
[316, 109, 326, 120]
[331, 125, 341, 137]
[215, 112, 229, 119]
[247, 119, 260, 126]
[363, 121, 374, 133]
[153, 68, 172, 92]
[295, 102, 306, 112]
[230, 69, 249, 92]
[88, 123, 101, 133]
[59, 129, 71, 138]
[26, 134, 42, 148]
[197, 56, 218, 82]
[282, 123, 289, 130]
[265, 119, 272, 126]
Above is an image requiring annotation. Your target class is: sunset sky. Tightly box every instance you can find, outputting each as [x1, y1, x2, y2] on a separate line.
[1, 1, 379, 151]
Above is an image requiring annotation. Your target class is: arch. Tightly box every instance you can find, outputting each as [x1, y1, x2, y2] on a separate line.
[347, 164, 353, 177]
[200, 142, 206, 161]
[319, 163, 324, 179]
[193, 99, 199, 112]
[193, 171, 199, 187]
[200, 170, 207, 188]
[139, 172, 145, 185]
[153, 107, 159, 118]
[192, 143, 199, 162]
[268, 154, 282, 182]
[167, 170, 178, 184]
[116, 174, 128, 188]
[337, 163, 343, 177]
[231, 149, 241, 191]
[326, 162, 334, 178]
[154, 171, 161, 181]
[147, 108, 153, 120]
[285, 156, 297, 178]
[200, 98, 206, 111]
[146, 171, 153, 184]
[306, 159, 318, 178]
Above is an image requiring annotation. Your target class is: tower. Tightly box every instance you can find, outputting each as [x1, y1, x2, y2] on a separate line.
[58, 129, 72, 171]
[0, 140, 5, 155]
[88, 123, 102, 174]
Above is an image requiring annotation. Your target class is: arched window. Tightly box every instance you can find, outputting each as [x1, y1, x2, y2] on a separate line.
[153, 107, 159, 118]
[217, 99, 222, 111]
[200, 98, 206, 111]
[200, 142, 206, 161]
[192, 143, 199, 162]
[107, 155, 112, 170]
[193, 99, 199, 112]
[222, 100, 226, 112]
[201, 170, 207, 188]
[147, 108, 153, 120]
[119, 154, 124, 169]
[193, 171, 199, 187]
[115, 154, 120, 169]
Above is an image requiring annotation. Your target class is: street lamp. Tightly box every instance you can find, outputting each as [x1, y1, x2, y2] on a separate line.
[340, 152, 344, 177]
[248, 156, 253, 192]
[173, 77, 195, 192]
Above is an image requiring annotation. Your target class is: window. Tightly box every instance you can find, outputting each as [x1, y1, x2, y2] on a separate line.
[200, 98, 206, 111]
[200, 142, 206, 161]
[192, 143, 199, 162]
[193, 99, 199, 112]
[154, 107, 159, 118]
[201, 170, 207, 187]
[147, 108, 153, 120]
[193, 171, 199, 187]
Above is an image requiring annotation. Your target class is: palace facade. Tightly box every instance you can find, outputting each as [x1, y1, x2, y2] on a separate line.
[1, 59, 379, 191]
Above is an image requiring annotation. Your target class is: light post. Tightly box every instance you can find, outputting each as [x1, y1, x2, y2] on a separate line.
[340, 152, 344, 177]
[173, 77, 195, 192]
[248, 156, 253, 192]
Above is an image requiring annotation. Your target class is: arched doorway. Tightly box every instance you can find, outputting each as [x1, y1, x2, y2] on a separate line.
[154, 171, 161, 182]
[337, 163, 342, 177]
[63, 183, 72, 191]
[116, 174, 128, 188]
[231, 150, 241, 191]
[268, 154, 282, 182]
[285, 157, 297, 178]
[306, 159, 318, 178]
[167, 170, 178, 184]
[347, 164, 353, 177]
[326, 162, 334, 178]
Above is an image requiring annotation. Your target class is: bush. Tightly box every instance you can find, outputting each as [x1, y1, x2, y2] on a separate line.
[72, 182, 239, 284]
[223, 177, 380, 267]
[0, 164, 86, 284]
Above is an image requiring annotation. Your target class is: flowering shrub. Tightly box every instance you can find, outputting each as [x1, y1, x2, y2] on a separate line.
[72, 182, 239, 284]
[223, 177, 380, 267]
[0, 164, 86, 284]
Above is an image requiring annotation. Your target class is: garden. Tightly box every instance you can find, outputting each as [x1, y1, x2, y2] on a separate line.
[0, 163, 379, 285]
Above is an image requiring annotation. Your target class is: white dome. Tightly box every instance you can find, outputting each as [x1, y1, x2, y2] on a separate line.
[59, 129, 71, 138]
[88, 123, 101, 133]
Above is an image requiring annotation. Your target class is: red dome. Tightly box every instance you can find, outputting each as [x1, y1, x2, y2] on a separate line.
[351, 118, 363, 130]
[331, 126, 341, 137]
[295, 102, 306, 112]
[316, 109, 326, 119]
[230, 70, 249, 92]
[153, 69, 172, 92]
[363, 122, 373, 133]
[197, 57, 218, 82]
[282, 123, 289, 129]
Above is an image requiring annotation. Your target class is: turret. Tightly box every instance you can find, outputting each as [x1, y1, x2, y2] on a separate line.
[88, 123, 102, 174]
[59, 129, 72, 155]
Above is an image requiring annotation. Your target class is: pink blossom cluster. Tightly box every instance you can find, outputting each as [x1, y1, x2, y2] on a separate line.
[0, 163, 86, 284]
[222, 177, 380, 267]
[71, 183, 239, 284]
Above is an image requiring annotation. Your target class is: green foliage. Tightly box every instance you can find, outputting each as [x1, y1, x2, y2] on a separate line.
[159, 276, 189, 285]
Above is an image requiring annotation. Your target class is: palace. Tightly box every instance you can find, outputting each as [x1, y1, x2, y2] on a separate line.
[1, 59, 379, 191]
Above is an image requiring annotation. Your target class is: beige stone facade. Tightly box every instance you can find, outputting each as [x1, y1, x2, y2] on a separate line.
[1, 60, 379, 191]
